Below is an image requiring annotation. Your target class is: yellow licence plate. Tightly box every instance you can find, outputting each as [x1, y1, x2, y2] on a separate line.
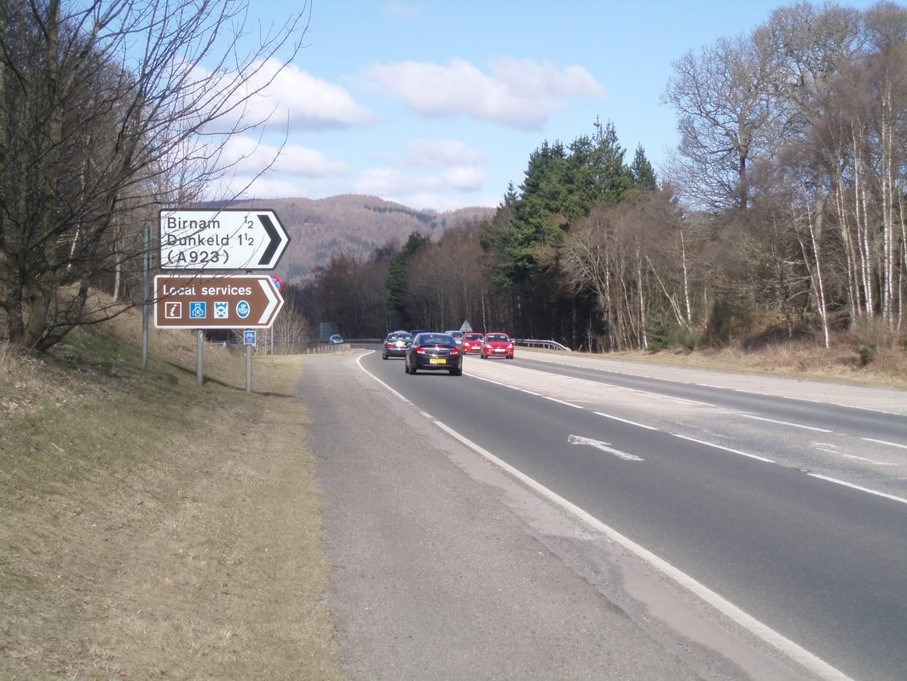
[429, 358, 446, 365]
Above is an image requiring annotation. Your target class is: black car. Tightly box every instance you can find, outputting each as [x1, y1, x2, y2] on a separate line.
[405, 332, 463, 376]
[382, 330, 412, 359]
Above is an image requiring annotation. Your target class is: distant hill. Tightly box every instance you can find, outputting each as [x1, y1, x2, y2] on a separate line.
[226, 195, 497, 282]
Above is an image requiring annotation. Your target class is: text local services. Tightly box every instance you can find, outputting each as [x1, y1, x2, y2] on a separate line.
[161, 283, 254, 297]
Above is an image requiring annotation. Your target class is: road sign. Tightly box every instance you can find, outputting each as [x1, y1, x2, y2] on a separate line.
[154, 275, 284, 329]
[159, 209, 289, 270]
[243, 330, 257, 346]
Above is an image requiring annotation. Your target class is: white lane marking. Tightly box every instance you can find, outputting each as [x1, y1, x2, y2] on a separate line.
[433, 419, 854, 681]
[469, 372, 583, 408]
[806, 474, 907, 506]
[672, 434, 775, 464]
[356, 352, 411, 403]
[810, 442, 895, 466]
[594, 411, 659, 431]
[738, 414, 832, 433]
[863, 437, 907, 451]
[544, 396, 583, 409]
[567, 434, 644, 461]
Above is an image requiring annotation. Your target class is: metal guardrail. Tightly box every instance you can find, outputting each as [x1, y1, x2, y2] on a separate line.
[514, 338, 571, 351]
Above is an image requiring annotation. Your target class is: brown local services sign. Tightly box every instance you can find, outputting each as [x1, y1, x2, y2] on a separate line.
[154, 274, 283, 329]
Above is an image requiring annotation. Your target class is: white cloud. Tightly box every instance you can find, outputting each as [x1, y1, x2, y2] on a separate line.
[360, 58, 604, 130]
[206, 136, 352, 200]
[354, 161, 486, 197]
[202, 58, 380, 132]
[218, 136, 350, 177]
[402, 138, 487, 168]
[381, 1, 423, 19]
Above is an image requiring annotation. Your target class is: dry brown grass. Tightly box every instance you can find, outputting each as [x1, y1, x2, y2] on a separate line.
[0, 306, 346, 680]
[605, 332, 907, 390]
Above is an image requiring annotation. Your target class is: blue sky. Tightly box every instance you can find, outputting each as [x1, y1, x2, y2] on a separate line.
[213, 0, 877, 212]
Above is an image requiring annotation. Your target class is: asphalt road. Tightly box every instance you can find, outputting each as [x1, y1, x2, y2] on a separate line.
[300, 348, 907, 681]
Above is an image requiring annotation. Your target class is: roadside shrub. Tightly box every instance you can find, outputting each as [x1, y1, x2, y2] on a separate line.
[848, 317, 899, 368]
[856, 342, 878, 367]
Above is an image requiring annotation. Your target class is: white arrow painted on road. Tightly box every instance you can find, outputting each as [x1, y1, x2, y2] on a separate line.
[568, 434, 643, 461]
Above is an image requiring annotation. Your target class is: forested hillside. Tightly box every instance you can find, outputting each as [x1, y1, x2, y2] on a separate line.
[295, 3, 907, 357]
[228, 195, 495, 282]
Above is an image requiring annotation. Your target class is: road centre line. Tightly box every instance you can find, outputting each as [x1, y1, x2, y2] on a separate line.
[594, 411, 659, 431]
[863, 437, 907, 451]
[810, 442, 896, 466]
[806, 474, 907, 506]
[672, 434, 776, 464]
[469, 372, 583, 408]
[737, 413, 832, 433]
[432, 419, 854, 681]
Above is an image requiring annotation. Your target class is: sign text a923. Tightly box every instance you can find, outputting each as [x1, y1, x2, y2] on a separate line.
[159, 208, 289, 271]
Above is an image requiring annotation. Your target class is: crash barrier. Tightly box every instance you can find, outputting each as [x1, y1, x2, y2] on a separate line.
[513, 338, 571, 351]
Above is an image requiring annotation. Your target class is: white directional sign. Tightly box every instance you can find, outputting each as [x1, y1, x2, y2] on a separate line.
[160, 209, 289, 270]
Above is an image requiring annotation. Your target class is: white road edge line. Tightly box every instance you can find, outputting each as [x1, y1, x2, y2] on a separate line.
[355, 352, 411, 404]
[672, 434, 775, 464]
[432, 419, 854, 681]
[806, 474, 907, 506]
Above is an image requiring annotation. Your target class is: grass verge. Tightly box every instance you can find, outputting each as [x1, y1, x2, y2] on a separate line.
[0, 313, 346, 680]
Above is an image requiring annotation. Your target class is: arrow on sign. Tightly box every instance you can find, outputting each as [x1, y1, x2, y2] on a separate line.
[255, 276, 281, 324]
[257, 213, 283, 266]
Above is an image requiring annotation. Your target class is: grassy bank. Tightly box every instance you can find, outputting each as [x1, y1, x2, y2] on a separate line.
[0, 314, 346, 680]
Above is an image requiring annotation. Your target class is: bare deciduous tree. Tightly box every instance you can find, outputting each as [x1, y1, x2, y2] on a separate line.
[0, 0, 309, 350]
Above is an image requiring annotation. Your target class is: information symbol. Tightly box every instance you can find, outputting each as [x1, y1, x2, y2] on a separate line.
[236, 300, 251, 319]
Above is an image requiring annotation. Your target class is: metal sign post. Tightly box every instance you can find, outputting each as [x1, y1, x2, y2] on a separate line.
[243, 330, 257, 392]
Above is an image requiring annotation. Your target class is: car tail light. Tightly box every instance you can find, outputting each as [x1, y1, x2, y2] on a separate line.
[449, 347, 460, 356]
[415, 346, 426, 354]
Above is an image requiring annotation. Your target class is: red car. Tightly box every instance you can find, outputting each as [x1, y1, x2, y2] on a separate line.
[481, 332, 514, 359]
[462, 332, 484, 354]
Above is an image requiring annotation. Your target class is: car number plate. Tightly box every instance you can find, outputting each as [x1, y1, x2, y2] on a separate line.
[429, 358, 446, 365]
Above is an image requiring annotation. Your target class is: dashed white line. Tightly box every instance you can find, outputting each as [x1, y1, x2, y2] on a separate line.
[806, 474, 907, 506]
[594, 411, 659, 431]
[672, 433, 775, 463]
[738, 414, 832, 433]
[863, 437, 907, 451]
